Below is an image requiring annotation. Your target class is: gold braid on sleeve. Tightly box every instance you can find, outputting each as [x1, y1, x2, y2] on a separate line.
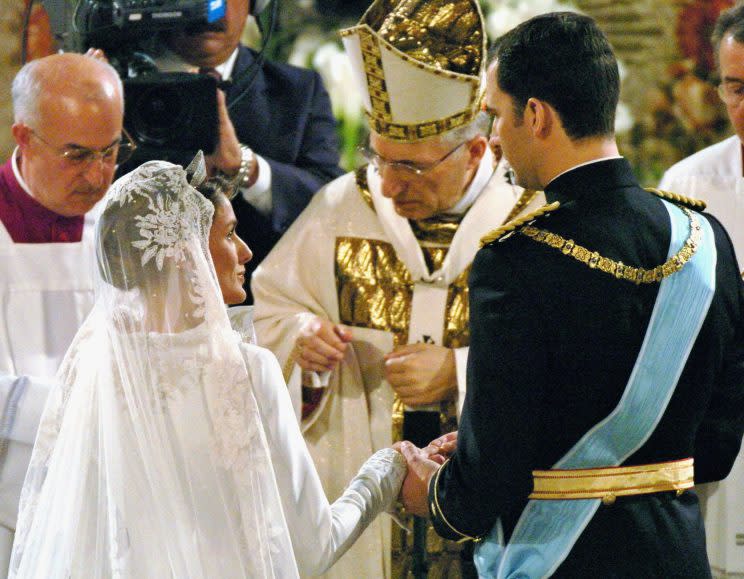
[501, 189, 540, 225]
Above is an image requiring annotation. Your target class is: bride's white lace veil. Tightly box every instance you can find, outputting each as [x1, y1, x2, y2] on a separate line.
[10, 156, 298, 578]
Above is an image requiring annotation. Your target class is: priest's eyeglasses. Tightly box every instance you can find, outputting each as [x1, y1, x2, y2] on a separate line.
[717, 80, 744, 107]
[29, 128, 137, 167]
[360, 141, 466, 177]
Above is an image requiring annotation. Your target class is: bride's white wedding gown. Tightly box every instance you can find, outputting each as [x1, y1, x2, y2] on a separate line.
[9, 159, 406, 578]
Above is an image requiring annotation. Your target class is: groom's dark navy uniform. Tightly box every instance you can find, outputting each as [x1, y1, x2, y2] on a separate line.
[430, 159, 744, 577]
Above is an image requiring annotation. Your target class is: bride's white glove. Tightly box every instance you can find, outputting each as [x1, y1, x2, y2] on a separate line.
[313, 448, 407, 574]
[241, 344, 408, 576]
[337, 447, 407, 521]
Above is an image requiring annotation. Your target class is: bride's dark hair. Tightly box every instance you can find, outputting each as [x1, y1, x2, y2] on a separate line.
[98, 192, 156, 290]
[190, 173, 238, 208]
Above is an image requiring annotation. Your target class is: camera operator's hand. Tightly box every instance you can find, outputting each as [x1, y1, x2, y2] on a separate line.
[205, 90, 246, 181]
[84, 48, 108, 63]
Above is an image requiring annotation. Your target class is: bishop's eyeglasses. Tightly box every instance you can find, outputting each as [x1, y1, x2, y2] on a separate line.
[359, 140, 466, 177]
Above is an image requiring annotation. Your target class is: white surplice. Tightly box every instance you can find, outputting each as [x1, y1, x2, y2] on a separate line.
[0, 208, 99, 578]
[660, 135, 744, 267]
[660, 135, 744, 578]
[252, 151, 521, 578]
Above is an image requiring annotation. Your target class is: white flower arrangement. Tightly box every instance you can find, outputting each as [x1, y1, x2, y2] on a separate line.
[310, 41, 362, 124]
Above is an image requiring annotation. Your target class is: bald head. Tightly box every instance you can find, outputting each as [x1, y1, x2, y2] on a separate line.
[12, 52, 123, 126]
[10, 53, 126, 217]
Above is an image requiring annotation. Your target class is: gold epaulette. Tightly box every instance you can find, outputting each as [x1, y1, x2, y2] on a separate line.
[480, 201, 561, 247]
[501, 189, 541, 225]
[647, 187, 706, 211]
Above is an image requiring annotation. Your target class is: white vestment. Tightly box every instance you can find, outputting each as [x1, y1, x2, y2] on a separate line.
[660, 135, 744, 578]
[660, 135, 744, 266]
[252, 152, 521, 578]
[0, 210, 98, 578]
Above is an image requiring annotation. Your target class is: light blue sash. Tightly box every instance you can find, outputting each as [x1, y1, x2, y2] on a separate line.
[474, 201, 717, 579]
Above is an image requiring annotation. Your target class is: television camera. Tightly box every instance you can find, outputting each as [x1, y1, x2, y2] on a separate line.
[36, 0, 274, 169]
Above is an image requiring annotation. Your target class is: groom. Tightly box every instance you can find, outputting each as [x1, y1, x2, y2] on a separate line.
[398, 12, 744, 577]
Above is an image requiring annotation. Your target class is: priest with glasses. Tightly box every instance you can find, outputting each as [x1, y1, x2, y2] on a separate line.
[0, 52, 133, 578]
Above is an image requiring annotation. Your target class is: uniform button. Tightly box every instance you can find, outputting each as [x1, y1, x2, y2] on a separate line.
[602, 493, 616, 506]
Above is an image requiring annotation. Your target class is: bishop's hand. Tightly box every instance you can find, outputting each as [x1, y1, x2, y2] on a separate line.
[295, 316, 353, 373]
[384, 343, 457, 406]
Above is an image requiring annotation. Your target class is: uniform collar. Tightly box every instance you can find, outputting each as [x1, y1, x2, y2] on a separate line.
[544, 157, 637, 205]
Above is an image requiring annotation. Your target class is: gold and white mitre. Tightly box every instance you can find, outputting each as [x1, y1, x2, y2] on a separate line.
[340, 0, 487, 142]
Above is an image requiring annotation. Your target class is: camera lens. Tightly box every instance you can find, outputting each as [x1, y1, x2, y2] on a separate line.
[123, 73, 218, 159]
[131, 85, 193, 146]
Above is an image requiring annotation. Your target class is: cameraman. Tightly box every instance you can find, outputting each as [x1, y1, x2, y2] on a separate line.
[158, 0, 344, 302]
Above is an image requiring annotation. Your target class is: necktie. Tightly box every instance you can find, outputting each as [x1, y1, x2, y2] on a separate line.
[198, 67, 231, 90]
[198, 66, 221, 80]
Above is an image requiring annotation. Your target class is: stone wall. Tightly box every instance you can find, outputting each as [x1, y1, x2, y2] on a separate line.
[0, 0, 54, 159]
[0, 0, 22, 159]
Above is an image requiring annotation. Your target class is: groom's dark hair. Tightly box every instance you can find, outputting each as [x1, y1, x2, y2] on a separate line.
[493, 12, 619, 140]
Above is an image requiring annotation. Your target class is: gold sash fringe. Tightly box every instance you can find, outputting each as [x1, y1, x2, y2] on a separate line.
[529, 458, 694, 505]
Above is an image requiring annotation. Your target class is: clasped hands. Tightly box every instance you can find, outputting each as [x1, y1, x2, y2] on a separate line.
[294, 316, 459, 517]
[395, 431, 457, 517]
[294, 316, 458, 406]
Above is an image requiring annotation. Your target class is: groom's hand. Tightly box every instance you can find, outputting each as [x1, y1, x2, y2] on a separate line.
[423, 431, 458, 464]
[397, 441, 440, 517]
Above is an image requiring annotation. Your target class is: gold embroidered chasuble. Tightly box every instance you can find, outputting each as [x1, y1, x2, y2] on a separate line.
[252, 154, 519, 579]
[332, 168, 472, 577]
[335, 168, 469, 445]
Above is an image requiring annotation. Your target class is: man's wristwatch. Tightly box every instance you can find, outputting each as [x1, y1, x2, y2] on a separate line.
[235, 144, 256, 188]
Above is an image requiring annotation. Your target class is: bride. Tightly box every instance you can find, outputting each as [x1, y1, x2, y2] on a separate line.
[9, 158, 407, 578]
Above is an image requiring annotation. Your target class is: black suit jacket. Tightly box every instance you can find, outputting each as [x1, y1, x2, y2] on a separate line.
[226, 45, 344, 301]
[430, 159, 744, 577]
